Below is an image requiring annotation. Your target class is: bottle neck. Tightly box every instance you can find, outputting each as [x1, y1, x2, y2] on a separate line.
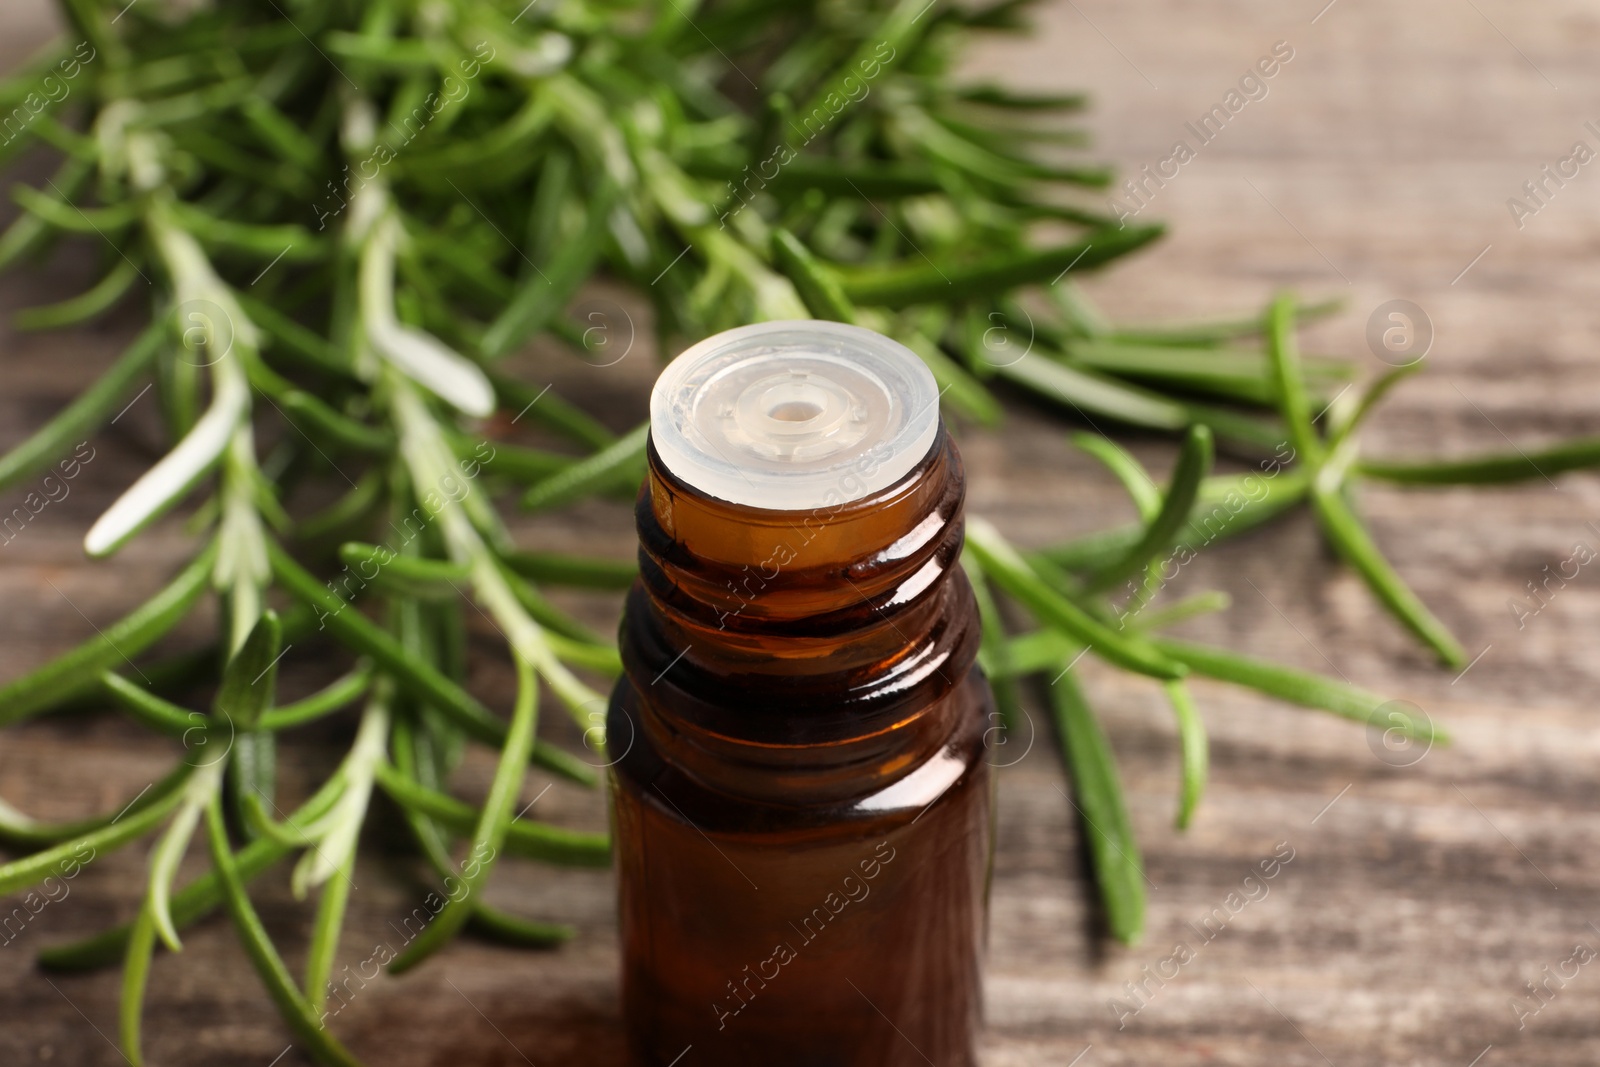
[620, 429, 979, 805]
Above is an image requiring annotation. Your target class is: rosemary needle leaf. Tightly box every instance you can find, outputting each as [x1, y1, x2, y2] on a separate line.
[485, 371, 615, 452]
[100, 671, 196, 735]
[501, 550, 638, 591]
[305, 852, 356, 1011]
[83, 368, 249, 557]
[1125, 591, 1232, 633]
[1068, 339, 1350, 407]
[118, 907, 159, 1066]
[289, 695, 387, 898]
[1029, 523, 1141, 575]
[1071, 432, 1160, 519]
[0, 156, 90, 270]
[451, 434, 572, 484]
[900, 104, 1106, 188]
[146, 774, 213, 953]
[203, 798, 366, 1067]
[0, 543, 217, 727]
[0, 779, 189, 897]
[686, 156, 944, 199]
[492, 562, 609, 646]
[234, 294, 352, 379]
[362, 217, 494, 417]
[521, 420, 649, 511]
[266, 542, 596, 786]
[1087, 424, 1213, 593]
[956, 85, 1090, 111]
[1050, 667, 1144, 945]
[547, 745, 605, 789]
[219, 611, 280, 837]
[102, 665, 373, 737]
[545, 634, 624, 676]
[1327, 362, 1422, 448]
[339, 541, 471, 600]
[0, 761, 190, 848]
[994, 352, 1184, 432]
[771, 228, 856, 324]
[241, 793, 337, 848]
[293, 470, 385, 544]
[248, 369, 392, 455]
[1165, 680, 1207, 831]
[897, 328, 1004, 426]
[1151, 637, 1447, 742]
[836, 225, 1164, 308]
[321, 31, 438, 70]
[13, 258, 142, 331]
[1038, 466, 1311, 574]
[389, 720, 579, 947]
[1359, 436, 1600, 485]
[260, 663, 374, 731]
[166, 201, 325, 262]
[0, 320, 160, 495]
[370, 315, 496, 419]
[373, 762, 611, 867]
[1049, 281, 1112, 339]
[239, 97, 322, 172]
[215, 610, 282, 730]
[1310, 487, 1467, 668]
[789, 0, 935, 137]
[1264, 292, 1325, 466]
[526, 147, 574, 268]
[1178, 467, 1311, 551]
[1004, 351, 1288, 451]
[481, 182, 619, 360]
[466, 905, 575, 948]
[963, 555, 1025, 734]
[966, 517, 1186, 680]
[402, 98, 557, 183]
[389, 657, 540, 974]
[229, 737, 276, 847]
[994, 627, 1077, 679]
[0, 199, 51, 270]
[1109, 298, 1345, 348]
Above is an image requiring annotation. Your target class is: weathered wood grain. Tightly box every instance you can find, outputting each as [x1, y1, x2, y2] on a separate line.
[4, 1, 1600, 1065]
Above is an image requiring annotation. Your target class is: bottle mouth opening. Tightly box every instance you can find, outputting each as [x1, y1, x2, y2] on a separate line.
[649, 321, 941, 512]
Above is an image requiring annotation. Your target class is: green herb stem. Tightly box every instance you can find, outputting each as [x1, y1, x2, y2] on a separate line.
[1049, 668, 1144, 944]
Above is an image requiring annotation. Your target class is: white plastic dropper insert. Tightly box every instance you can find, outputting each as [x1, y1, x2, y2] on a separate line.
[649, 320, 940, 511]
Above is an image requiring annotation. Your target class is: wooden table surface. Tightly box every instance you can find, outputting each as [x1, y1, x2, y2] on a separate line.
[4, 2, 1600, 1065]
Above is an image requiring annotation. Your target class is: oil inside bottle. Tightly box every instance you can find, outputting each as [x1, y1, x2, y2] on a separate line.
[609, 321, 994, 1066]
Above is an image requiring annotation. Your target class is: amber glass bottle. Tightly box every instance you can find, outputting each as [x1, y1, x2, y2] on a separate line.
[608, 321, 994, 1066]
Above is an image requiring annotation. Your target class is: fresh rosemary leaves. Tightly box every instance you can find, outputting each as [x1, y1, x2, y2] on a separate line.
[0, 2, 1588, 1062]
